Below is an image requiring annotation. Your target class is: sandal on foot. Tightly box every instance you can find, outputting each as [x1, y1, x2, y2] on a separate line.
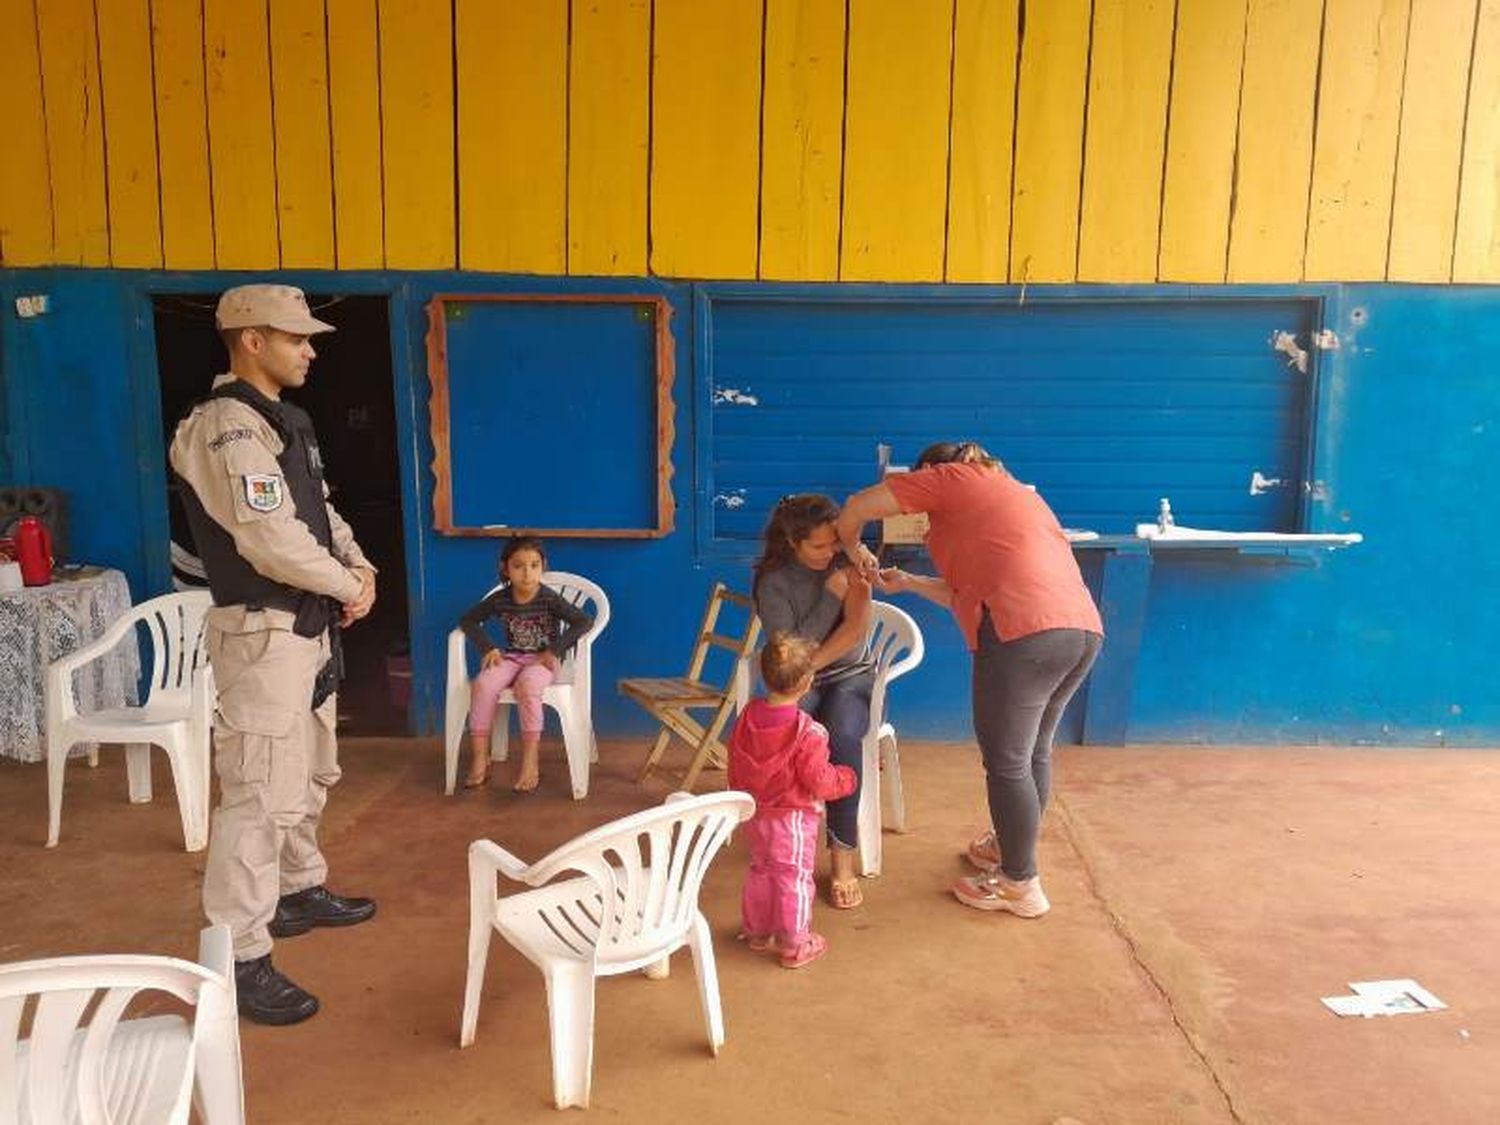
[829, 878, 863, 911]
[966, 830, 1001, 872]
[951, 872, 1050, 917]
[779, 932, 828, 969]
[736, 930, 777, 954]
[462, 766, 491, 790]
[511, 773, 540, 793]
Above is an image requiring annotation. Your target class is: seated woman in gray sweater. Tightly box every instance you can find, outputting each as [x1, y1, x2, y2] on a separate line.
[751, 494, 875, 909]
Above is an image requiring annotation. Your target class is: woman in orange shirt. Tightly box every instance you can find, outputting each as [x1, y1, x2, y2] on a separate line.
[836, 441, 1103, 919]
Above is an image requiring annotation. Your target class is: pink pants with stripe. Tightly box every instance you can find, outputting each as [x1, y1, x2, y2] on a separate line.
[740, 809, 821, 944]
[468, 652, 556, 735]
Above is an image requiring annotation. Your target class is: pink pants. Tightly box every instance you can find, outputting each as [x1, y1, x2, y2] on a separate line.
[468, 653, 556, 735]
[740, 809, 821, 944]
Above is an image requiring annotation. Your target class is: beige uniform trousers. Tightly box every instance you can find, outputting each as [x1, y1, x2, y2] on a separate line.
[202, 608, 339, 961]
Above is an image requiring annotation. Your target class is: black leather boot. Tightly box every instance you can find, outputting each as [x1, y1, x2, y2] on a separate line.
[269, 885, 377, 938]
[234, 956, 319, 1025]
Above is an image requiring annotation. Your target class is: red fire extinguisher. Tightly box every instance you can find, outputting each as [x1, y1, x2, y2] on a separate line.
[15, 516, 54, 586]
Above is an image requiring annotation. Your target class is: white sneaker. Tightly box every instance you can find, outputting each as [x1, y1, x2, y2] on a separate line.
[951, 872, 1050, 917]
[965, 829, 1001, 872]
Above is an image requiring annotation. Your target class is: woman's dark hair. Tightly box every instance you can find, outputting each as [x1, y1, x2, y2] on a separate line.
[914, 440, 1002, 471]
[499, 536, 547, 574]
[760, 631, 817, 694]
[752, 493, 841, 590]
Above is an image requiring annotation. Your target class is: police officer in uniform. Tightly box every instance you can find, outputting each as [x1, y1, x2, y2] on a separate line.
[171, 284, 377, 1025]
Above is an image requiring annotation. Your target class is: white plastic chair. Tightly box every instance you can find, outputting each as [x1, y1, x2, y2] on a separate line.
[45, 590, 214, 852]
[0, 924, 245, 1124]
[856, 600, 924, 878]
[443, 572, 610, 799]
[460, 790, 755, 1109]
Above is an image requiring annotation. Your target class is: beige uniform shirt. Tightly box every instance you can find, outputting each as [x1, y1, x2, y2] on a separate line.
[169, 378, 371, 622]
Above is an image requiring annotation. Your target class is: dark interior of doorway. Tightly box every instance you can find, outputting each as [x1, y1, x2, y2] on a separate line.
[152, 294, 411, 736]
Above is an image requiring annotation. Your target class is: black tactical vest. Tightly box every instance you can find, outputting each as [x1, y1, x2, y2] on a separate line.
[176, 380, 335, 638]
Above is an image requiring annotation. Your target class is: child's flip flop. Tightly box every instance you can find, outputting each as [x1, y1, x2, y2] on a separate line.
[779, 933, 828, 969]
[736, 930, 778, 954]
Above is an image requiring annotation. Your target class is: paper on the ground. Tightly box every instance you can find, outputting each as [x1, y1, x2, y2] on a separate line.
[1322, 979, 1447, 1018]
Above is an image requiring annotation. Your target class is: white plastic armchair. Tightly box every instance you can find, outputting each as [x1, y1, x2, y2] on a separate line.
[0, 924, 245, 1124]
[856, 601, 924, 878]
[460, 790, 755, 1109]
[443, 572, 610, 799]
[45, 590, 214, 851]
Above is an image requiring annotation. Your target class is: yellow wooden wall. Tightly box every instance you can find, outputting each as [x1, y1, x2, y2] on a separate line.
[3, 0, 1498, 282]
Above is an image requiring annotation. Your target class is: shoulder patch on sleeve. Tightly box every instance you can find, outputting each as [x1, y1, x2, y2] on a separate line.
[243, 474, 285, 512]
[207, 427, 255, 451]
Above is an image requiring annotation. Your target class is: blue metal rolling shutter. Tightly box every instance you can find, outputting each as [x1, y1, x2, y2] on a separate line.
[706, 297, 1316, 540]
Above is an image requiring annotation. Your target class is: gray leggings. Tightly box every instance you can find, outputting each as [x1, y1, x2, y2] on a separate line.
[972, 614, 1103, 881]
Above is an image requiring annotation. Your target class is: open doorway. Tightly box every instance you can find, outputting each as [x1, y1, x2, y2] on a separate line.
[152, 293, 411, 736]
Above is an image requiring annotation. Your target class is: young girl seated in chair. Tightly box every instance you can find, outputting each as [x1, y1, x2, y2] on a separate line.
[729, 632, 857, 968]
[459, 537, 593, 792]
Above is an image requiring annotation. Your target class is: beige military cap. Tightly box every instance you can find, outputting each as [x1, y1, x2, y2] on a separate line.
[215, 284, 335, 334]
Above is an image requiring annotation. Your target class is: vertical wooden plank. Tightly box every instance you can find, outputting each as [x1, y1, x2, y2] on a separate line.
[379, 0, 454, 269]
[1388, 0, 1477, 281]
[96, 0, 163, 268]
[1304, 0, 1411, 281]
[327, 0, 383, 269]
[205, 0, 280, 268]
[650, 0, 763, 279]
[152, 0, 216, 268]
[36, 0, 110, 265]
[1455, 0, 1500, 282]
[270, 0, 334, 268]
[1077, 0, 1175, 281]
[946, 0, 1019, 284]
[0, 0, 54, 265]
[1009, 0, 1091, 283]
[760, 0, 845, 281]
[456, 0, 567, 273]
[1158, 0, 1248, 282]
[1227, 0, 1323, 282]
[841, 0, 953, 282]
[568, 0, 650, 276]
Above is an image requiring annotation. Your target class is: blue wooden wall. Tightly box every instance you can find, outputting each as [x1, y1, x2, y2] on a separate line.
[2, 270, 1496, 746]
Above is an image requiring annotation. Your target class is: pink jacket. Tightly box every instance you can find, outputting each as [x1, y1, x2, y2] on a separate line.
[728, 700, 856, 818]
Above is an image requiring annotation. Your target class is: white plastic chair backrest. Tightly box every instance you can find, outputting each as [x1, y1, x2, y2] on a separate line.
[539, 573, 610, 699]
[138, 591, 213, 713]
[864, 601, 924, 736]
[522, 791, 754, 967]
[50, 591, 213, 728]
[0, 926, 235, 1125]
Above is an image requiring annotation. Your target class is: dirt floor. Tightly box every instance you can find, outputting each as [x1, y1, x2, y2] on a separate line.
[3, 738, 1498, 1124]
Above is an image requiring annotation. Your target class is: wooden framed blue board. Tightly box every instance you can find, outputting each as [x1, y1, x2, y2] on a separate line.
[425, 294, 676, 537]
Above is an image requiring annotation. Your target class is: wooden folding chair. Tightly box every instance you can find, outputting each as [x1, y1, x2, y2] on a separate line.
[621, 583, 762, 792]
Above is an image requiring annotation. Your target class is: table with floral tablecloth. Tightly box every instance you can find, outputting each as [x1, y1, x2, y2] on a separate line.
[0, 568, 141, 763]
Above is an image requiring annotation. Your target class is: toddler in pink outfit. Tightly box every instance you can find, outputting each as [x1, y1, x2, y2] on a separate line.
[728, 632, 857, 969]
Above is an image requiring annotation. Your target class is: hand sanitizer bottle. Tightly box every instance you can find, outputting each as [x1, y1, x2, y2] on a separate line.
[1158, 497, 1174, 531]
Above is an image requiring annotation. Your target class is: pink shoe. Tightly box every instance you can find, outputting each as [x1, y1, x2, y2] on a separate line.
[779, 932, 829, 969]
[736, 930, 778, 954]
[951, 872, 1050, 918]
[965, 830, 1001, 872]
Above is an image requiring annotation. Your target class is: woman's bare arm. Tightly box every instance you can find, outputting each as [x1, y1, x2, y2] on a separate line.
[878, 567, 954, 607]
[836, 483, 903, 574]
[808, 569, 872, 669]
